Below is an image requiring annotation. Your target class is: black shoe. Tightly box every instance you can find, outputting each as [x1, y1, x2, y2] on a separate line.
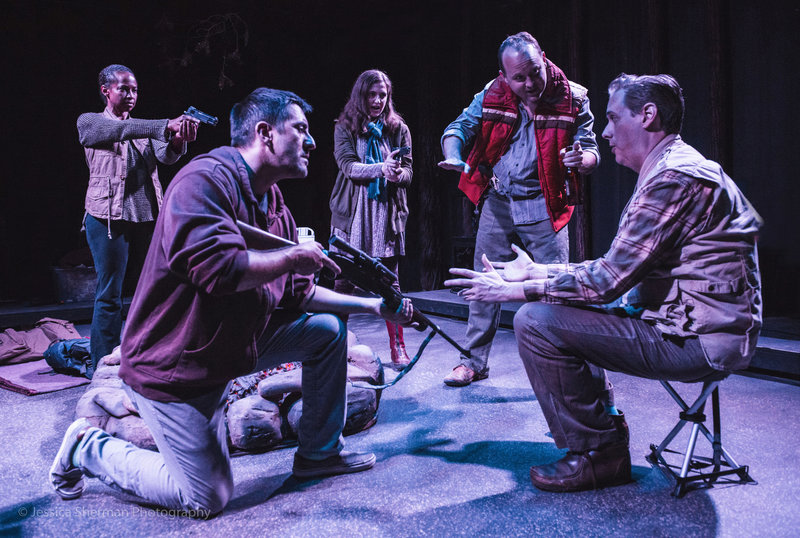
[293, 451, 376, 478]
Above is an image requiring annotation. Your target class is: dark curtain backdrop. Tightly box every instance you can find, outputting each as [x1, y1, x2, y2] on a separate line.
[1, 0, 797, 316]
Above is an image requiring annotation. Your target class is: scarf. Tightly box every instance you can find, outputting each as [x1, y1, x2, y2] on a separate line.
[365, 119, 387, 201]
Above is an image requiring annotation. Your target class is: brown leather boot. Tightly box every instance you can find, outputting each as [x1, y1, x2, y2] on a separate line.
[386, 321, 410, 370]
[529, 441, 631, 492]
[530, 413, 631, 493]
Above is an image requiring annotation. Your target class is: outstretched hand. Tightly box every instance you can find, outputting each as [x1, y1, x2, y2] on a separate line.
[491, 244, 543, 282]
[444, 254, 525, 303]
[167, 115, 200, 148]
[437, 157, 468, 173]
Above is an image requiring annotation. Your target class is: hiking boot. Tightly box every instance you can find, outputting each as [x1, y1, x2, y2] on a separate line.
[293, 451, 376, 478]
[49, 418, 92, 500]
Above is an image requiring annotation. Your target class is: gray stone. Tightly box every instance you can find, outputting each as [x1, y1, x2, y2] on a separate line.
[347, 330, 358, 348]
[285, 399, 302, 436]
[75, 387, 134, 420]
[343, 387, 379, 434]
[92, 363, 120, 381]
[285, 385, 379, 438]
[227, 395, 282, 451]
[72, 337, 383, 454]
[347, 363, 377, 383]
[88, 356, 124, 388]
[106, 415, 156, 451]
[257, 368, 302, 399]
[348, 344, 381, 383]
[102, 346, 121, 366]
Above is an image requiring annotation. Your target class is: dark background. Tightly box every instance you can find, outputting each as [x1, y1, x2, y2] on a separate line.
[1, 0, 798, 317]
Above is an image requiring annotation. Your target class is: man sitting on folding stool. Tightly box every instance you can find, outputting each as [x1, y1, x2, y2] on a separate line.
[445, 73, 762, 493]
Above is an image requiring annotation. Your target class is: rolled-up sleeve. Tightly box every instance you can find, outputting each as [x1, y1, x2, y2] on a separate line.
[441, 87, 487, 148]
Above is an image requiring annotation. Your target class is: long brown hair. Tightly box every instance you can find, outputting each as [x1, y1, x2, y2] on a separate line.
[337, 69, 404, 135]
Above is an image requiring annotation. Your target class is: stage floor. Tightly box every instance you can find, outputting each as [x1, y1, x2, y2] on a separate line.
[2, 313, 799, 536]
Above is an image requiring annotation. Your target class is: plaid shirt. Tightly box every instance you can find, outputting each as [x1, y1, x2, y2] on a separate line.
[523, 136, 762, 369]
[524, 167, 715, 305]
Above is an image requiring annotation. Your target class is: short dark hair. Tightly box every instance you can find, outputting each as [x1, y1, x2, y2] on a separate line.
[608, 73, 685, 135]
[498, 32, 542, 73]
[229, 88, 312, 147]
[98, 64, 134, 103]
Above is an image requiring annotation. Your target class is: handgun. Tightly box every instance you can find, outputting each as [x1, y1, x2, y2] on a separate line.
[184, 106, 219, 126]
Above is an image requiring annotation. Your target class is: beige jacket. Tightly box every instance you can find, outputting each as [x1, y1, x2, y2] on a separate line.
[78, 108, 183, 222]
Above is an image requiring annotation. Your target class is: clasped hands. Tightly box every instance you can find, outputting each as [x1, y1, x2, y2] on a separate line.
[167, 114, 200, 144]
[444, 244, 546, 303]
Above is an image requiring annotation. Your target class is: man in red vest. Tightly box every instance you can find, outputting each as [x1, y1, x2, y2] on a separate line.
[438, 32, 602, 387]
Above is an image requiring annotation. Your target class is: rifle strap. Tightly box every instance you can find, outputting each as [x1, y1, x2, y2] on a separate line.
[348, 329, 436, 390]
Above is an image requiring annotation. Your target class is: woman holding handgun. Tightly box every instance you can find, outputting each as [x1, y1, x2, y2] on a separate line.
[77, 64, 199, 377]
[329, 69, 413, 369]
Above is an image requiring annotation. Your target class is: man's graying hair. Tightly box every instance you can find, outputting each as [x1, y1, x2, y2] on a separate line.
[98, 64, 134, 103]
[608, 73, 685, 135]
[498, 32, 543, 72]
[230, 88, 312, 147]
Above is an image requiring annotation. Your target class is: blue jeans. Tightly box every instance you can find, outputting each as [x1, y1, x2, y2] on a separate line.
[76, 311, 348, 516]
[514, 302, 721, 452]
[85, 215, 154, 374]
[459, 191, 568, 374]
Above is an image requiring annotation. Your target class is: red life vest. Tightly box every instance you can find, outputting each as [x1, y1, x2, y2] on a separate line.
[459, 58, 581, 232]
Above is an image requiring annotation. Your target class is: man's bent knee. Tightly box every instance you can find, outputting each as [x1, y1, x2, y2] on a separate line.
[513, 302, 556, 334]
[307, 313, 347, 341]
[182, 475, 233, 518]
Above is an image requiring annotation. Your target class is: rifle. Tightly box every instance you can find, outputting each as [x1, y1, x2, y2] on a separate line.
[235, 221, 471, 389]
[327, 235, 470, 355]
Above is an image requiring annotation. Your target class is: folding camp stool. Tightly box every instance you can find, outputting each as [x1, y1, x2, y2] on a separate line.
[646, 378, 756, 497]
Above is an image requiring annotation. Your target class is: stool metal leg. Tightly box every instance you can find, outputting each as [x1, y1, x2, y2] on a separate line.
[647, 380, 756, 497]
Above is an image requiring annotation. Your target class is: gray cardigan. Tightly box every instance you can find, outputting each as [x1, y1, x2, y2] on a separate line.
[329, 121, 412, 236]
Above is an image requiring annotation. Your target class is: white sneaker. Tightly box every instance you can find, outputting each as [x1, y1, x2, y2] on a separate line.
[49, 418, 91, 500]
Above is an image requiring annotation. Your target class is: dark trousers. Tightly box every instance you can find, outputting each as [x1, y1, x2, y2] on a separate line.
[85, 215, 154, 373]
[513, 302, 721, 452]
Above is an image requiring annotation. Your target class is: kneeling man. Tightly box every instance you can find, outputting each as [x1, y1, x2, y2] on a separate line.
[51, 87, 412, 516]
[446, 74, 762, 492]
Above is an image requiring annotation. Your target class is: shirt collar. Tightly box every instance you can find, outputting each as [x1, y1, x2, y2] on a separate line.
[637, 134, 680, 189]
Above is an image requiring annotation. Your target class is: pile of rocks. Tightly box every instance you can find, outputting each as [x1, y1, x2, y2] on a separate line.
[74, 331, 384, 452]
